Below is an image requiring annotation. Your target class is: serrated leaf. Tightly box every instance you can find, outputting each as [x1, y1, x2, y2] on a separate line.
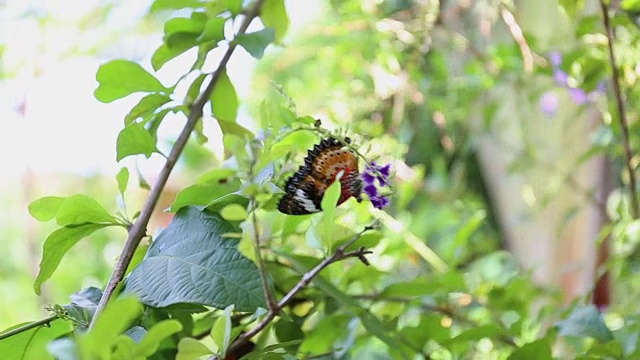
[117, 167, 130, 195]
[0, 319, 71, 360]
[556, 305, 614, 342]
[176, 338, 213, 360]
[125, 93, 171, 124]
[132, 320, 183, 358]
[124, 207, 266, 311]
[235, 28, 275, 59]
[56, 194, 118, 226]
[116, 122, 158, 161]
[198, 17, 225, 43]
[95, 60, 167, 103]
[211, 70, 238, 122]
[29, 196, 65, 222]
[261, 0, 289, 43]
[34, 224, 111, 295]
[508, 338, 552, 360]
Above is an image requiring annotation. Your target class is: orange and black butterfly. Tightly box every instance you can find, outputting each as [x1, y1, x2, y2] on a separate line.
[278, 137, 362, 215]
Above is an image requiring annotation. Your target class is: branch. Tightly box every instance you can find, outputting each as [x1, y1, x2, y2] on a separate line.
[500, 7, 533, 73]
[0, 315, 59, 341]
[209, 224, 377, 360]
[599, 0, 639, 219]
[89, 0, 266, 329]
[250, 199, 277, 310]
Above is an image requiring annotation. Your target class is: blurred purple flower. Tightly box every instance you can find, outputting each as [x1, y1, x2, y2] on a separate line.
[362, 161, 391, 210]
[569, 88, 589, 104]
[540, 91, 559, 117]
[549, 51, 562, 67]
[553, 69, 569, 87]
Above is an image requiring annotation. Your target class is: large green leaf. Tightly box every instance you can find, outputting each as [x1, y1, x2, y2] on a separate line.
[95, 60, 168, 103]
[116, 122, 158, 161]
[151, 34, 199, 71]
[124, 207, 266, 311]
[234, 28, 275, 59]
[211, 70, 238, 122]
[170, 176, 242, 212]
[0, 319, 71, 360]
[55, 194, 118, 226]
[261, 0, 289, 43]
[556, 305, 614, 342]
[34, 224, 111, 295]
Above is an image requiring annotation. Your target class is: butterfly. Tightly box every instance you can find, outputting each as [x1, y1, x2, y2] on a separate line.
[278, 137, 363, 215]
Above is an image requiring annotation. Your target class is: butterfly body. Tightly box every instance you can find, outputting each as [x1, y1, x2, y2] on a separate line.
[278, 137, 362, 215]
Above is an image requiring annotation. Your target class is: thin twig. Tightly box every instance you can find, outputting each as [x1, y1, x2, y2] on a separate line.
[599, 0, 639, 219]
[89, 0, 266, 329]
[500, 7, 533, 73]
[250, 200, 276, 310]
[209, 224, 377, 360]
[0, 315, 59, 340]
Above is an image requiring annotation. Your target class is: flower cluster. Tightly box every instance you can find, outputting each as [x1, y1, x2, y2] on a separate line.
[362, 161, 391, 209]
[540, 51, 605, 117]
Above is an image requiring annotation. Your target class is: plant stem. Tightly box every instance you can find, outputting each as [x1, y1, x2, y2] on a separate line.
[0, 315, 59, 340]
[599, 0, 639, 219]
[209, 224, 377, 360]
[250, 200, 276, 310]
[89, 0, 266, 329]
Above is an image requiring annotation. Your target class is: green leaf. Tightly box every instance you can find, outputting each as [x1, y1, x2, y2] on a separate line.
[132, 320, 183, 358]
[197, 17, 226, 43]
[124, 207, 266, 311]
[508, 338, 552, 360]
[29, 196, 65, 222]
[220, 204, 248, 221]
[116, 122, 158, 161]
[556, 305, 614, 342]
[186, 73, 207, 104]
[56, 195, 118, 226]
[218, 120, 254, 138]
[151, 33, 199, 71]
[450, 324, 505, 343]
[170, 177, 241, 212]
[34, 224, 111, 295]
[164, 16, 205, 35]
[210, 305, 234, 356]
[224, 0, 242, 14]
[319, 175, 342, 248]
[176, 338, 213, 360]
[151, 0, 204, 11]
[116, 167, 130, 195]
[80, 297, 143, 359]
[125, 93, 171, 124]
[0, 319, 71, 360]
[235, 28, 275, 59]
[261, 0, 289, 43]
[622, 0, 640, 11]
[211, 70, 238, 122]
[95, 60, 167, 103]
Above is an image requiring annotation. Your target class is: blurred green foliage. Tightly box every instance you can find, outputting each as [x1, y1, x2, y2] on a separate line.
[3, 0, 640, 359]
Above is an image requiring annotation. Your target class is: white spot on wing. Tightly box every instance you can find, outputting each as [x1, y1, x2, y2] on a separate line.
[295, 189, 319, 212]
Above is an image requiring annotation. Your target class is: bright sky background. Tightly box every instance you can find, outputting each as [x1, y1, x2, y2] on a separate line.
[0, 0, 324, 184]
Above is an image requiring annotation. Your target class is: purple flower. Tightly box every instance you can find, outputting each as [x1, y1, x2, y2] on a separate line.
[540, 91, 559, 118]
[553, 69, 569, 87]
[549, 51, 562, 67]
[362, 161, 392, 210]
[569, 87, 589, 105]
